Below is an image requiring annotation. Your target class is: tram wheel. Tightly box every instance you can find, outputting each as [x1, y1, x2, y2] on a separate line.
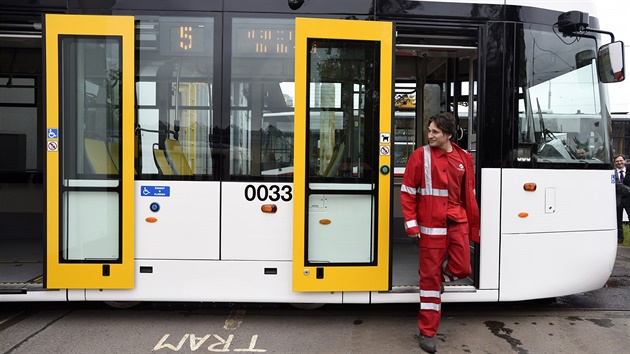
[104, 301, 142, 309]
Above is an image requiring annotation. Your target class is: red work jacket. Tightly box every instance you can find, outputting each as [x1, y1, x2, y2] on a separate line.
[400, 143, 480, 246]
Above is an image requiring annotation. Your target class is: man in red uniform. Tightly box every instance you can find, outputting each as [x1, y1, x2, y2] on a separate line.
[400, 112, 480, 353]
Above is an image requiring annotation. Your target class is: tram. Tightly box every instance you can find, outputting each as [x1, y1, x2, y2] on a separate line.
[0, 0, 625, 305]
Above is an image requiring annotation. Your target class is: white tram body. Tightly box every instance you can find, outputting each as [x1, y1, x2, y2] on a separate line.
[0, 0, 624, 304]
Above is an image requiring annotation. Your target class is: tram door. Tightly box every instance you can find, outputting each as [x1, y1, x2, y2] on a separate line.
[391, 29, 479, 290]
[292, 18, 393, 291]
[44, 15, 135, 288]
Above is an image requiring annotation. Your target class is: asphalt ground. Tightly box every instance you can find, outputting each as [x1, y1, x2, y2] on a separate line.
[0, 247, 628, 354]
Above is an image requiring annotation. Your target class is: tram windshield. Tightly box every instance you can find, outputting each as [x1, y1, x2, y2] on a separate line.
[517, 24, 612, 165]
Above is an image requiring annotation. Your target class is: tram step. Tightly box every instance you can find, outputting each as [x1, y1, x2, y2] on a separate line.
[0, 281, 45, 294]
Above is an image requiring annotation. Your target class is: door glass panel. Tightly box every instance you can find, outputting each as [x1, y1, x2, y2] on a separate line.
[306, 38, 379, 264]
[63, 191, 119, 261]
[307, 194, 374, 263]
[59, 36, 121, 261]
[60, 37, 122, 183]
[307, 39, 378, 182]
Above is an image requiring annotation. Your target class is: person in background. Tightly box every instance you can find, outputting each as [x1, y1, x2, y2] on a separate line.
[593, 146, 605, 162]
[614, 154, 630, 244]
[400, 112, 480, 353]
[576, 146, 588, 159]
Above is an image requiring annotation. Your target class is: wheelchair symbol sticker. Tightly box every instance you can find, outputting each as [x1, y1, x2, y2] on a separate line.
[47, 128, 58, 139]
[141, 186, 170, 197]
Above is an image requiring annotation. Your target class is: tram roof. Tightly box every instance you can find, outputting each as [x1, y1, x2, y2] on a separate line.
[0, 0, 603, 31]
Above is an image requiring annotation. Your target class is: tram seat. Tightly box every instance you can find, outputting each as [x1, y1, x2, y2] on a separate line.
[323, 141, 345, 177]
[108, 141, 120, 171]
[108, 141, 139, 174]
[134, 135, 139, 159]
[85, 138, 118, 174]
[152, 144, 175, 175]
[165, 138, 194, 175]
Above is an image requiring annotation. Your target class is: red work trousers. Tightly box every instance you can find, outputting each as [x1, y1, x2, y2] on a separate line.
[418, 221, 471, 337]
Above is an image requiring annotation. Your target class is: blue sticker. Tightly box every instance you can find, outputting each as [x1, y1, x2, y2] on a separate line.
[47, 128, 58, 139]
[612, 174, 616, 183]
[141, 186, 170, 197]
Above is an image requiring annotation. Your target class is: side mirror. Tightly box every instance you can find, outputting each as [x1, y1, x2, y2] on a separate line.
[597, 41, 625, 83]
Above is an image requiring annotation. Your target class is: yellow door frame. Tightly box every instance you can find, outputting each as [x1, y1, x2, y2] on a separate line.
[45, 14, 135, 289]
[292, 18, 393, 292]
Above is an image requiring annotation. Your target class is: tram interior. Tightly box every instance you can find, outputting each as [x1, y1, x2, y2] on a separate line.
[0, 34, 44, 291]
[390, 28, 478, 291]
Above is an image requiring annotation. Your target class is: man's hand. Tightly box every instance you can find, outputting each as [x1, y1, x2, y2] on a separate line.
[408, 233, 420, 238]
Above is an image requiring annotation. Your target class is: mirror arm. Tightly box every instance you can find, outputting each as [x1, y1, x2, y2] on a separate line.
[583, 28, 614, 43]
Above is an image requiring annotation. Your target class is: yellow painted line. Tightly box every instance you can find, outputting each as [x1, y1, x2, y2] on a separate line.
[25, 275, 44, 283]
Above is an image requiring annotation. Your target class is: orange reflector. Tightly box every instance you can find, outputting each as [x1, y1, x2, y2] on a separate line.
[518, 212, 529, 218]
[319, 219, 332, 225]
[523, 183, 537, 191]
[261, 204, 277, 213]
[145, 216, 158, 223]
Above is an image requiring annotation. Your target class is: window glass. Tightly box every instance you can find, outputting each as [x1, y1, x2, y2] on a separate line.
[516, 25, 610, 165]
[136, 16, 216, 178]
[60, 36, 121, 180]
[307, 40, 378, 182]
[304, 38, 380, 264]
[59, 36, 121, 261]
[612, 117, 630, 159]
[230, 18, 295, 179]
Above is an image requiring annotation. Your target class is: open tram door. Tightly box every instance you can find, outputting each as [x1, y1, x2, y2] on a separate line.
[44, 14, 135, 289]
[292, 18, 393, 292]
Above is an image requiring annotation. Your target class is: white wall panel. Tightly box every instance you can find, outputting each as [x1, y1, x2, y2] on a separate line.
[135, 181, 220, 260]
[500, 230, 616, 301]
[221, 182, 294, 260]
[86, 260, 341, 304]
[501, 169, 615, 234]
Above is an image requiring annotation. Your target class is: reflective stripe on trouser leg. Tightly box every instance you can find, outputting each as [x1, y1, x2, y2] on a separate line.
[418, 246, 447, 337]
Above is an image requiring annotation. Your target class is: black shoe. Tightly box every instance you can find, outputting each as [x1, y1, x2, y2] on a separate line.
[419, 334, 436, 353]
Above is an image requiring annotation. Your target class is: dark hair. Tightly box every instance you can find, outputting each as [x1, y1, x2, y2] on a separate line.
[614, 154, 626, 161]
[428, 112, 456, 137]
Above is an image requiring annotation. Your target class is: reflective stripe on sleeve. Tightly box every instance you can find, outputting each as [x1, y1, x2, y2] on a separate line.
[405, 219, 418, 229]
[401, 184, 417, 195]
